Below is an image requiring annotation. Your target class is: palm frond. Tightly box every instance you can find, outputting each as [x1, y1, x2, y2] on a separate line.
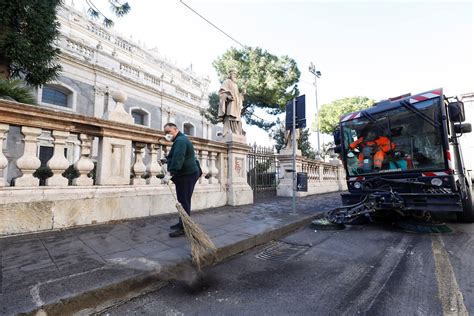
[0, 79, 36, 104]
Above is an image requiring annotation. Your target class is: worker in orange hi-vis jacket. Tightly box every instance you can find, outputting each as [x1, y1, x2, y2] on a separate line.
[350, 129, 395, 171]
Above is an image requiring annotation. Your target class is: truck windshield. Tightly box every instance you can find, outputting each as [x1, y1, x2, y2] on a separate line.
[342, 98, 445, 176]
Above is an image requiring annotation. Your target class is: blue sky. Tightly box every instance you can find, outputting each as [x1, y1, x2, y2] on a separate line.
[73, 0, 473, 146]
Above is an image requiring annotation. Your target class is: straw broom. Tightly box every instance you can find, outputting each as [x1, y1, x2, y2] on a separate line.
[161, 164, 217, 270]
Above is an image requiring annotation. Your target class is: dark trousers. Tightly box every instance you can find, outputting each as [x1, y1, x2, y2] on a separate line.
[172, 171, 200, 225]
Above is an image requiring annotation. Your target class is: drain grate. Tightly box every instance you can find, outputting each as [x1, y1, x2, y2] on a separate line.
[255, 241, 310, 262]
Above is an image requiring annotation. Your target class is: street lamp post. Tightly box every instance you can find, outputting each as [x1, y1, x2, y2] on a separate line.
[308, 62, 322, 158]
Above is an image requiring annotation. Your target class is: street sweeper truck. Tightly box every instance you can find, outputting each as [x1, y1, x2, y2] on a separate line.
[331, 88, 473, 223]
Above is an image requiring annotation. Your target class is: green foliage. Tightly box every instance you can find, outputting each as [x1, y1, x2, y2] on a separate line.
[32, 163, 96, 186]
[273, 124, 286, 153]
[0, 79, 35, 104]
[211, 46, 300, 131]
[299, 128, 316, 159]
[33, 166, 53, 186]
[62, 164, 80, 185]
[200, 92, 220, 125]
[318, 97, 374, 134]
[0, 0, 62, 86]
[247, 160, 276, 187]
[86, 0, 131, 27]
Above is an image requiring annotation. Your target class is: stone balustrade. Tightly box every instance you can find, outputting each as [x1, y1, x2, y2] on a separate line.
[0, 99, 231, 236]
[277, 153, 347, 197]
[0, 99, 345, 236]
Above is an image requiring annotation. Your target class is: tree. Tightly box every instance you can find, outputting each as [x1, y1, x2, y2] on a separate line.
[86, 0, 131, 28]
[0, 1, 131, 87]
[206, 46, 300, 131]
[0, 0, 62, 86]
[0, 79, 35, 104]
[200, 92, 219, 125]
[318, 97, 374, 134]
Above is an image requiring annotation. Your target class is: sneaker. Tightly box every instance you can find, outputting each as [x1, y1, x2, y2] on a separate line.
[169, 229, 185, 238]
[170, 222, 183, 230]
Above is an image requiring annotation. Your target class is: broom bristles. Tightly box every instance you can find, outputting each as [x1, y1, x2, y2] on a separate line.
[161, 165, 217, 270]
[175, 202, 218, 269]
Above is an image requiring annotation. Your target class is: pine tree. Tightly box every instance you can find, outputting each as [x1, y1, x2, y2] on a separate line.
[0, 0, 62, 86]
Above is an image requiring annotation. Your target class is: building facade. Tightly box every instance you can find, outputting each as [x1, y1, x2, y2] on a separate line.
[46, 4, 216, 136]
[5, 4, 220, 184]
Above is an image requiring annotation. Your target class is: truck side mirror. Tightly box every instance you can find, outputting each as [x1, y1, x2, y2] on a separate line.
[333, 128, 341, 146]
[448, 101, 466, 122]
[454, 123, 472, 134]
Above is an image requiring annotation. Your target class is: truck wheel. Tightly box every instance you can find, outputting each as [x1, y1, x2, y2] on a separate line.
[457, 188, 474, 223]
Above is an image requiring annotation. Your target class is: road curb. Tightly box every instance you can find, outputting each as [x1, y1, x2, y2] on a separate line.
[26, 213, 321, 315]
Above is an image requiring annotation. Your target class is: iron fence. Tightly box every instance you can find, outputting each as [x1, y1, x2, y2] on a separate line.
[247, 144, 279, 199]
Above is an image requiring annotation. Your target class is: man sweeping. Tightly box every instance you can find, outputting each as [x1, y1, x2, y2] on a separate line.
[163, 123, 201, 237]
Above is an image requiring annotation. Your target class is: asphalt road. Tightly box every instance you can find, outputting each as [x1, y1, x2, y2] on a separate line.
[96, 218, 473, 316]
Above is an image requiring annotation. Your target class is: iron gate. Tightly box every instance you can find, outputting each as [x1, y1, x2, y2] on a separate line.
[247, 144, 279, 199]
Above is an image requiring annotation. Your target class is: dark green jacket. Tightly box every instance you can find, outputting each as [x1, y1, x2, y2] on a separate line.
[167, 132, 198, 176]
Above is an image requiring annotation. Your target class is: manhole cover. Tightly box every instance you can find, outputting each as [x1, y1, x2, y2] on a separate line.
[255, 241, 310, 262]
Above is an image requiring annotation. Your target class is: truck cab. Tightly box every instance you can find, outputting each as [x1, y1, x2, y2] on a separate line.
[334, 88, 473, 222]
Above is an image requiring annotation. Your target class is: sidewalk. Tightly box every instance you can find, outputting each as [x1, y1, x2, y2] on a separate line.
[0, 192, 342, 315]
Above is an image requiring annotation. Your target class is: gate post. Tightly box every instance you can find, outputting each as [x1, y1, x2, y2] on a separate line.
[225, 134, 253, 206]
[277, 149, 306, 197]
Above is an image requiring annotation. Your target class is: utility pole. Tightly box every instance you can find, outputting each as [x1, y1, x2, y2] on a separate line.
[309, 62, 322, 157]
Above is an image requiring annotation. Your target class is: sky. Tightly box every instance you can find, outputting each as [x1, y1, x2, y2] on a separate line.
[72, 0, 473, 148]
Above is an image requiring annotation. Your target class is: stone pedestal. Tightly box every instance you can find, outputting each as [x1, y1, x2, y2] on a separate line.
[96, 137, 132, 185]
[226, 134, 253, 206]
[276, 152, 305, 197]
[102, 90, 133, 124]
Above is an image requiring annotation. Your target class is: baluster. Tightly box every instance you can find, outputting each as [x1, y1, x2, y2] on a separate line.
[147, 143, 161, 185]
[0, 124, 8, 187]
[15, 127, 42, 187]
[132, 142, 146, 185]
[159, 142, 170, 183]
[199, 149, 209, 184]
[208, 151, 219, 184]
[46, 130, 70, 186]
[73, 134, 94, 186]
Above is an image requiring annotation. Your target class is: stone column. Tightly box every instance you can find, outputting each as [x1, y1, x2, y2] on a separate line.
[93, 87, 106, 118]
[0, 124, 9, 187]
[73, 134, 94, 186]
[276, 151, 306, 197]
[199, 150, 209, 185]
[46, 130, 70, 186]
[15, 127, 42, 187]
[209, 151, 219, 184]
[226, 134, 253, 206]
[147, 143, 161, 185]
[131, 142, 146, 185]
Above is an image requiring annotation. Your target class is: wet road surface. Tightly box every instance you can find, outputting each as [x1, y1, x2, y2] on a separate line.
[96, 219, 473, 315]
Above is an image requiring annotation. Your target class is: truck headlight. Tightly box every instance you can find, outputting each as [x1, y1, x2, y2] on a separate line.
[353, 181, 362, 189]
[431, 178, 443, 186]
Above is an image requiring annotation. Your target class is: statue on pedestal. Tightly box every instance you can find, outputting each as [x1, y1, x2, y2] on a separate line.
[218, 69, 245, 136]
[283, 128, 300, 150]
